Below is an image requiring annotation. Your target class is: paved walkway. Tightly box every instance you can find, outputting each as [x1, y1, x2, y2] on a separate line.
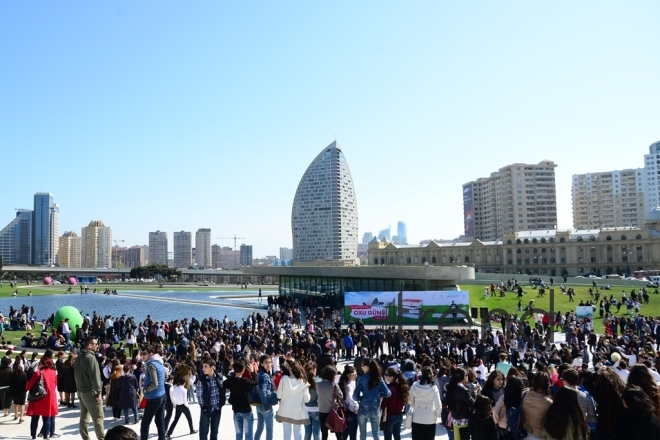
[0, 401, 450, 440]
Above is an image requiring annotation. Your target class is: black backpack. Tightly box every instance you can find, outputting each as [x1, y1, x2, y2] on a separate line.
[506, 391, 528, 439]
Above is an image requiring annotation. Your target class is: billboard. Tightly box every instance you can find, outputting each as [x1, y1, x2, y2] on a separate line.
[463, 184, 474, 238]
[344, 291, 470, 325]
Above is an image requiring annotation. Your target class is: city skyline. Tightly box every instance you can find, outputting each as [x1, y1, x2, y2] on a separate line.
[1, 3, 659, 257]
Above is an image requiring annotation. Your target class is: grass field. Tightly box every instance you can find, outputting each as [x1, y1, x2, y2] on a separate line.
[461, 281, 660, 334]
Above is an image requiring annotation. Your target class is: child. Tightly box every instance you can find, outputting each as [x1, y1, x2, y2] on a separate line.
[167, 377, 197, 438]
[468, 394, 497, 440]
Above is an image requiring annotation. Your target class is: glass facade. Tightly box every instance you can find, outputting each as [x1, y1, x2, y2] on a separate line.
[279, 275, 431, 297]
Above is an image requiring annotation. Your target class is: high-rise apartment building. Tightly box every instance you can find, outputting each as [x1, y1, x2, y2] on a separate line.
[240, 244, 253, 267]
[59, 231, 82, 268]
[213, 245, 240, 269]
[116, 245, 145, 268]
[0, 210, 33, 265]
[149, 231, 168, 265]
[572, 169, 645, 229]
[279, 247, 293, 261]
[378, 228, 391, 242]
[362, 233, 373, 245]
[32, 193, 59, 266]
[396, 221, 408, 245]
[463, 161, 558, 241]
[291, 141, 359, 262]
[195, 228, 212, 268]
[643, 141, 660, 209]
[81, 220, 112, 268]
[173, 231, 192, 268]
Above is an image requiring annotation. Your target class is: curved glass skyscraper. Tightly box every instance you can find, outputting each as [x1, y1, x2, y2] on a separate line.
[291, 141, 359, 262]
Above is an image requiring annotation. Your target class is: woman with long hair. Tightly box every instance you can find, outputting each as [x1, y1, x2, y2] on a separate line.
[480, 370, 505, 407]
[276, 359, 310, 440]
[521, 372, 552, 440]
[61, 354, 77, 408]
[0, 357, 12, 417]
[493, 375, 525, 440]
[468, 394, 497, 440]
[627, 364, 660, 420]
[409, 366, 442, 440]
[353, 359, 391, 440]
[592, 367, 626, 440]
[26, 355, 59, 439]
[304, 362, 321, 440]
[317, 365, 343, 440]
[108, 364, 123, 420]
[542, 387, 588, 440]
[10, 359, 27, 422]
[255, 355, 278, 440]
[338, 365, 359, 440]
[446, 367, 476, 440]
[381, 367, 409, 440]
[615, 385, 660, 439]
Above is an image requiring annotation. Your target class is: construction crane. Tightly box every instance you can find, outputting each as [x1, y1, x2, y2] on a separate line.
[217, 234, 246, 251]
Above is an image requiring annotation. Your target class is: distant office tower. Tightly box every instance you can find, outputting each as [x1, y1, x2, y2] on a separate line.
[117, 245, 146, 268]
[279, 247, 293, 261]
[463, 161, 558, 241]
[362, 233, 373, 245]
[81, 221, 112, 268]
[292, 141, 359, 262]
[397, 221, 408, 245]
[59, 231, 82, 268]
[378, 227, 391, 241]
[0, 209, 33, 265]
[148, 231, 168, 265]
[240, 244, 253, 266]
[195, 228, 212, 268]
[173, 231, 192, 268]
[32, 193, 59, 266]
[572, 169, 645, 229]
[142, 245, 150, 265]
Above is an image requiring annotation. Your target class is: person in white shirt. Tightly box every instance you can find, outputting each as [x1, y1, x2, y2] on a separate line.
[166, 377, 197, 438]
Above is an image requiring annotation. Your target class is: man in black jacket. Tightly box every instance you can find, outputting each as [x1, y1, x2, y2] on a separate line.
[223, 361, 258, 440]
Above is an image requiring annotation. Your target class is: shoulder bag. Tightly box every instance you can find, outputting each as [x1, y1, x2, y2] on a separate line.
[27, 371, 48, 402]
[325, 384, 348, 433]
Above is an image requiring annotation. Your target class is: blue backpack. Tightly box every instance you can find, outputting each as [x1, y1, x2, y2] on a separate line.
[506, 391, 528, 440]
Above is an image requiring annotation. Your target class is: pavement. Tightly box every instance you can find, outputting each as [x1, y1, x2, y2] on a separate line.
[0, 400, 451, 440]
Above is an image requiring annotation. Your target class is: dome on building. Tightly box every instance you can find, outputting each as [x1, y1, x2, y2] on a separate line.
[88, 220, 105, 227]
[647, 206, 660, 223]
[62, 231, 78, 237]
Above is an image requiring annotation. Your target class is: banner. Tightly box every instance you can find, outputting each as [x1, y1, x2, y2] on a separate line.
[463, 184, 474, 238]
[575, 305, 594, 320]
[344, 291, 470, 325]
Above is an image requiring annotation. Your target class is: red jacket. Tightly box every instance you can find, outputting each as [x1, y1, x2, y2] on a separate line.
[26, 368, 59, 417]
[381, 382, 405, 417]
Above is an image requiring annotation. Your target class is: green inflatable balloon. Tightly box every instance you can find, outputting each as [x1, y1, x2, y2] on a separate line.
[53, 306, 84, 342]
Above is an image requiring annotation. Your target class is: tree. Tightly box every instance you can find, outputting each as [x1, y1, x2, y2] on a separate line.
[0, 255, 3, 279]
[129, 264, 181, 282]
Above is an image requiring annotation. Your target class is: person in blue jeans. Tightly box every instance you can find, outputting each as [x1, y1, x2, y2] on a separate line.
[303, 362, 321, 440]
[223, 361, 258, 440]
[196, 358, 225, 440]
[353, 359, 391, 440]
[141, 346, 167, 440]
[381, 368, 409, 440]
[255, 355, 278, 440]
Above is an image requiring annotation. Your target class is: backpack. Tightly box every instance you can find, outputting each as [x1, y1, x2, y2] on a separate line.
[506, 391, 528, 440]
[26, 363, 36, 382]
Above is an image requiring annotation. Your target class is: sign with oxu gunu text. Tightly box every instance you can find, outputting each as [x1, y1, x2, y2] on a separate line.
[344, 290, 470, 325]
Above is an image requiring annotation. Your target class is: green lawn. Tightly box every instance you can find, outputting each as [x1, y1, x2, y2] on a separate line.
[461, 282, 660, 334]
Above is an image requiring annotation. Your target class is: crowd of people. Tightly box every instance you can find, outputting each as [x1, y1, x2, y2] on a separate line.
[1, 284, 660, 439]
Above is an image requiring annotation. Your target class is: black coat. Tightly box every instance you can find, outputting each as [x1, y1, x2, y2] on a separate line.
[615, 411, 660, 440]
[118, 373, 139, 410]
[61, 365, 77, 393]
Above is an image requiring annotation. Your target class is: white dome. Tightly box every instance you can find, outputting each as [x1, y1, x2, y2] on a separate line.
[647, 206, 660, 222]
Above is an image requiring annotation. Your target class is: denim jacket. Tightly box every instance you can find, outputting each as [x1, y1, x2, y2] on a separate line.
[258, 368, 278, 412]
[352, 375, 391, 407]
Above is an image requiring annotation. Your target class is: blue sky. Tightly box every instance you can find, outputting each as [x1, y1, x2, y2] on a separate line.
[2, 2, 659, 258]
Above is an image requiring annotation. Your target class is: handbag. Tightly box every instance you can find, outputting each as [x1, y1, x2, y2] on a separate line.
[379, 407, 388, 431]
[138, 390, 148, 409]
[325, 385, 347, 433]
[27, 371, 48, 402]
[404, 406, 413, 429]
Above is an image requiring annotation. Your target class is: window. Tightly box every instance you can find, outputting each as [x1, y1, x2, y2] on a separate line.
[380, 258, 385, 265]
[389, 258, 394, 265]
[606, 236, 612, 241]
[532, 238, 538, 243]
[406, 258, 411, 264]
[374, 259, 378, 265]
[421, 257, 426, 264]
[541, 238, 546, 243]
[621, 235, 627, 240]
[590, 236, 596, 241]
[507, 240, 512, 245]
[449, 256, 454, 263]
[516, 239, 521, 244]
[517, 249, 522, 254]
[560, 237, 566, 243]
[432, 256, 436, 264]
[507, 249, 512, 254]
[524, 239, 529, 244]
[549, 237, 555, 243]
[577, 236, 583, 242]
[464, 256, 470, 263]
[636, 234, 642, 240]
